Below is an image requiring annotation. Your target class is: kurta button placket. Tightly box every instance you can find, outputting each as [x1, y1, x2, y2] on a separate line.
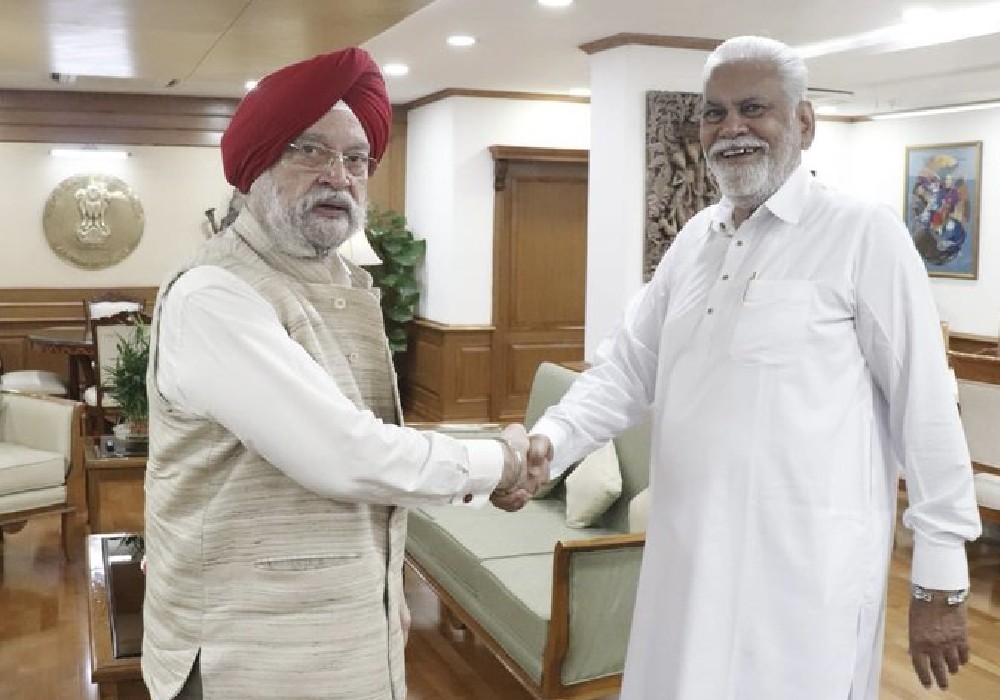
[334, 298, 347, 310]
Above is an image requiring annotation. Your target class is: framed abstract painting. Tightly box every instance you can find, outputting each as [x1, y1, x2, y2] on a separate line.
[904, 141, 982, 279]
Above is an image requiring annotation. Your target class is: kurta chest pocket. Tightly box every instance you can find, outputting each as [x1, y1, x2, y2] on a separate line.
[730, 280, 814, 364]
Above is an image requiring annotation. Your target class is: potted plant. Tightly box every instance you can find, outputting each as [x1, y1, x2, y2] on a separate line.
[364, 207, 426, 357]
[105, 315, 150, 441]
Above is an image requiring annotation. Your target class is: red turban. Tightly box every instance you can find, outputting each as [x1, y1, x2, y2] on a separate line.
[222, 47, 391, 194]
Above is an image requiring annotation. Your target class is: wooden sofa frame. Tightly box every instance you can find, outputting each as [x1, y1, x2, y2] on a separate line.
[406, 530, 646, 700]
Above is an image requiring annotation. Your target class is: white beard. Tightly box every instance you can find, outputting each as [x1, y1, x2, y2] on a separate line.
[707, 129, 801, 210]
[251, 172, 362, 258]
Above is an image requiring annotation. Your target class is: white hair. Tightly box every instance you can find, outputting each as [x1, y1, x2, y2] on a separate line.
[702, 36, 808, 106]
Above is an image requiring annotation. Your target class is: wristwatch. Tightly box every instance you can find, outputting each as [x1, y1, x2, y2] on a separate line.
[911, 584, 969, 605]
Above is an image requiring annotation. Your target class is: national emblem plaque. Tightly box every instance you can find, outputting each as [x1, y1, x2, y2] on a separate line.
[43, 174, 145, 270]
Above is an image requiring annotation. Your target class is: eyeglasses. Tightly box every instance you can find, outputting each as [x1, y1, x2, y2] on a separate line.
[284, 141, 376, 178]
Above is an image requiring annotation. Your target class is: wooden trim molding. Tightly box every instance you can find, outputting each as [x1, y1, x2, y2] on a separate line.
[949, 331, 998, 356]
[401, 318, 494, 422]
[0, 89, 239, 146]
[950, 350, 1000, 384]
[489, 146, 589, 192]
[402, 88, 589, 112]
[579, 33, 722, 55]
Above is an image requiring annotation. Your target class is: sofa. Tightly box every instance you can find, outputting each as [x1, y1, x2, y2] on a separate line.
[406, 362, 650, 700]
[0, 390, 84, 559]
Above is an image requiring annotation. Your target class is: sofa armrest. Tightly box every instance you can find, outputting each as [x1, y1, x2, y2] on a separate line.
[542, 533, 645, 698]
[1, 391, 84, 471]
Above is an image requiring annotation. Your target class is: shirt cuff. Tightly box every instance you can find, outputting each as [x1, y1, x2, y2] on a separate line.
[911, 537, 971, 590]
[529, 417, 573, 479]
[450, 438, 504, 506]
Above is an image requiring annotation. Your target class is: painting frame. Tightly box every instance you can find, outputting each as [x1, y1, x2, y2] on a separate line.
[903, 141, 982, 279]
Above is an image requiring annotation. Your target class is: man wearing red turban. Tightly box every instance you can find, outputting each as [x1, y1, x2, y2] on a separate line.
[141, 47, 548, 700]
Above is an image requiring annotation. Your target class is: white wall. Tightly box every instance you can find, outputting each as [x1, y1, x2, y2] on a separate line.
[405, 96, 590, 325]
[1, 143, 233, 287]
[585, 45, 712, 355]
[806, 111, 1000, 337]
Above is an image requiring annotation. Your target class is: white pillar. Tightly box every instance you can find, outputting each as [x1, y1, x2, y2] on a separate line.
[585, 44, 711, 356]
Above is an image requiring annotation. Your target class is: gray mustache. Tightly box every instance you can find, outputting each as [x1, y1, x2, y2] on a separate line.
[709, 138, 768, 158]
[303, 190, 356, 211]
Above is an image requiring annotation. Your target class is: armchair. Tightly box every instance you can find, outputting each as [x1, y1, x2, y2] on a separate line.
[0, 390, 84, 560]
[0, 353, 69, 397]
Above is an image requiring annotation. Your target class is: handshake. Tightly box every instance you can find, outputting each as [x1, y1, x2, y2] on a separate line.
[490, 425, 553, 512]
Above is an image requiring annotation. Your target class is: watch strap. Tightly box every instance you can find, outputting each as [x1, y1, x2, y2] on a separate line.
[911, 584, 968, 605]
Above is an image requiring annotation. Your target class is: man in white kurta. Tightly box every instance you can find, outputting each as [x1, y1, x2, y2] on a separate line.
[530, 36, 981, 700]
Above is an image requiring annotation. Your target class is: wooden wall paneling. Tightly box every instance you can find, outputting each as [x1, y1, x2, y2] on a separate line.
[405, 325, 446, 420]
[402, 319, 493, 422]
[949, 332, 998, 356]
[0, 90, 238, 146]
[950, 350, 1000, 384]
[367, 107, 408, 215]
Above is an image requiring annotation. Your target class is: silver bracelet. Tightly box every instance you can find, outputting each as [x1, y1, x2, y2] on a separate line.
[495, 437, 524, 492]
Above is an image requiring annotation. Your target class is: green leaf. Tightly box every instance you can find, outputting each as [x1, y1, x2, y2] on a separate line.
[366, 205, 423, 355]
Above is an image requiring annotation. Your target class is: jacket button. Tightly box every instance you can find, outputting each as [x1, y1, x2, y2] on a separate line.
[348, 352, 360, 363]
[334, 298, 347, 309]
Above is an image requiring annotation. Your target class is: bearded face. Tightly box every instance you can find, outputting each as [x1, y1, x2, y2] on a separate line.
[705, 125, 801, 207]
[699, 60, 814, 213]
[253, 172, 364, 258]
[247, 108, 370, 258]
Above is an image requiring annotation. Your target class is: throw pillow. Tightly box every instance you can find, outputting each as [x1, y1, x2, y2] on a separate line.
[565, 441, 622, 528]
[533, 463, 571, 499]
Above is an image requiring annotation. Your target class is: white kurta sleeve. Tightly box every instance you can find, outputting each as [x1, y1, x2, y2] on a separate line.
[532, 224, 685, 475]
[155, 265, 503, 506]
[853, 204, 981, 590]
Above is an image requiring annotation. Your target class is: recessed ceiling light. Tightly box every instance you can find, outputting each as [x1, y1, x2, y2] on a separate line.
[538, 0, 573, 7]
[447, 35, 476, 47]
[568, 87, 590, 97]
[382, 63, 410, 77]
[244, 80, 258, 91]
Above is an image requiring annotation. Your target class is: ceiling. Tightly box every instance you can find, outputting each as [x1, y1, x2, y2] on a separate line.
[2, 0, 999, 117]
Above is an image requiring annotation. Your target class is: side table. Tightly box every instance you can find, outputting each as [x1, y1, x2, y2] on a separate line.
[86, 534, 149, 700]
[86, 438, 147, 535]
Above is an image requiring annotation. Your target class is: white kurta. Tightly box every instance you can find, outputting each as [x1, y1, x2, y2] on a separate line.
[533, 165, 981, 700]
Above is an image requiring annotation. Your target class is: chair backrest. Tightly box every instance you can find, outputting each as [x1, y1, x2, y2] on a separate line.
[83, 292, 145, 331]
[90, 311, 151, 408]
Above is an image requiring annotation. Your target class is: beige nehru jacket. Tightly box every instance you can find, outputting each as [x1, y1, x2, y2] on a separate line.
[141, 211, 407, 700]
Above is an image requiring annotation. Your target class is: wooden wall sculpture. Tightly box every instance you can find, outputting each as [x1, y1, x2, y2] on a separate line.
[643, 91, 719, 281]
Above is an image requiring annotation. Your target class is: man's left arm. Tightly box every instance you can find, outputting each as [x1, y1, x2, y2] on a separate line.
[854, 203, 982, 689]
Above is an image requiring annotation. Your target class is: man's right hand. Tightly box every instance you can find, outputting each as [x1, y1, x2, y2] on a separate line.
[490, 425, 552, 511]
[527, 434, 553, 484]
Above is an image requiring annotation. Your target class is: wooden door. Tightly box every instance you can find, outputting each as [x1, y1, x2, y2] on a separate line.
[490, 146, 588, 423]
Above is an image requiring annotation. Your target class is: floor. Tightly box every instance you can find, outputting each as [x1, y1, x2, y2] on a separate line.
[0, 513, 998, 700]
